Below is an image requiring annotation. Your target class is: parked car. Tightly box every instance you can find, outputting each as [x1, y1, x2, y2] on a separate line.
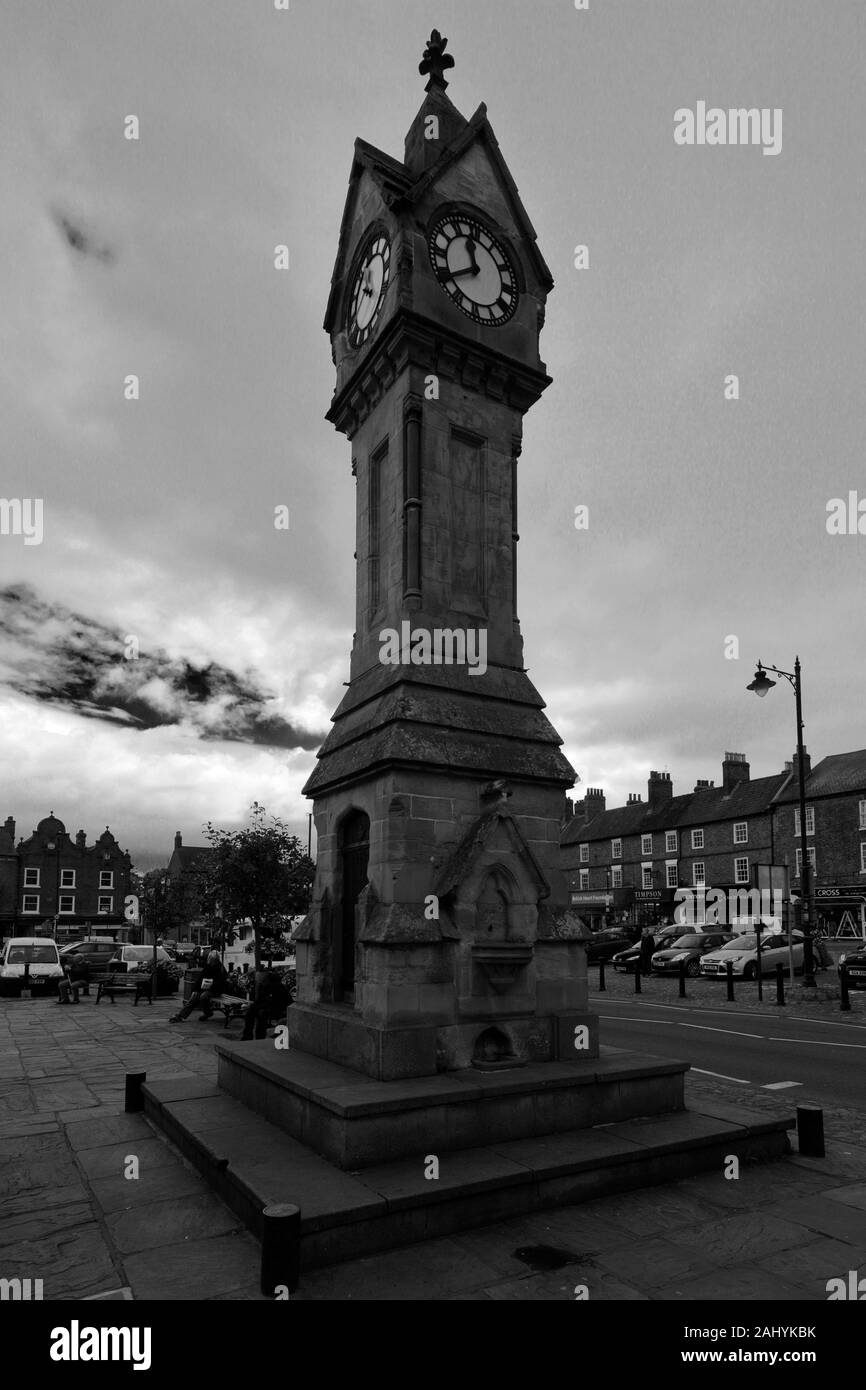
[0, 938, 65, 995]
[611, 925, 682, 972]
[585, 927, 637, 963]
[107, 945, 173, 975]
[651, 931, 735, 977]
[59, 939, 118, 973]
[700, 930, 808, 981]
[839, 945, 866, 990]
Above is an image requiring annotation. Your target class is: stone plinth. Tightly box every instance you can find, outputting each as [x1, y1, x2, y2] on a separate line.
[216, 1040, 685, 1170]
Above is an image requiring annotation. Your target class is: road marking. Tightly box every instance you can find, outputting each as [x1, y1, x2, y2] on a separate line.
[768, 1037, 866, 1050]
[599, 1015, 763, 1040]
[589, 994, 866, 1030]
[691, 1068, 751, 1084]
[763, 1081, 802, 1089]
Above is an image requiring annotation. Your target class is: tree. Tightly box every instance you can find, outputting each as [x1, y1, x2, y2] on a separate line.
[132, 868, 185, 943]
[199, 803, 315, 968]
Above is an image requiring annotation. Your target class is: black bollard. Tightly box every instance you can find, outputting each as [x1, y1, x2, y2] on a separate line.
[634, 964, 641, 994]
[725, 961, 735, 1002]
[21, 961, 31, 999]
[124, 1072, 147, 1113]
[678, 959, 686, 999]
[598, 960, 606, 992]
[775, 962, 786, 1006]
[840, 963, 851, 1013]
[261, 1202, 301, 1297]
[796, 1103, 825, 1158]
[802, 935, 816, 990]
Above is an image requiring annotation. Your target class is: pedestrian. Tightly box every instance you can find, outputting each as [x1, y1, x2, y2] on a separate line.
[169, 950, 227, 1023]
[240, 968, 291, 1041]
[639, 926, 655, 975]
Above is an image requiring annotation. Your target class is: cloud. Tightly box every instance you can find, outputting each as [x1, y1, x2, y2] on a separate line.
[0, 584, 324, 750]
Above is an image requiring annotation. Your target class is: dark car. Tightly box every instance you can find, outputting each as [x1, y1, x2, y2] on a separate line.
[839, 946, 866, 990]
[585, 927, 637, 964]
[59, 939, 118, 973]
[650, 931, 735, 977]
[611, 925, 682, 972]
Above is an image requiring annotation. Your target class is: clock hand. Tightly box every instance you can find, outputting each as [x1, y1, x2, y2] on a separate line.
[440, 265, 480, 281]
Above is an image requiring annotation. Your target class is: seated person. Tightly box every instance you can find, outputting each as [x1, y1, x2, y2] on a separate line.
[169, 950, 227, 1022]
[240, 968, 291, 1040]
[58, 957, 91, 1004]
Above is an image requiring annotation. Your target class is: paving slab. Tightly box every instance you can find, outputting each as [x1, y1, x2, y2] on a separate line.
[753, 1236, 866, 1299]
[89, 1164, 208, 1215]
[104, 1191, 241, 1254]
[65, 1114, 155, 1150]
[667, 1211, 814, 1263]
[76, 1136, 179, 1181]
[653, 1263, 812, 1301]
[765, 1194, 866, 1245]
[123, 1232, 264, 1300]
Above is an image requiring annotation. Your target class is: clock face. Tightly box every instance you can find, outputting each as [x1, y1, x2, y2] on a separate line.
[348, 234, 391, 347]
[428, 215, 518, 325]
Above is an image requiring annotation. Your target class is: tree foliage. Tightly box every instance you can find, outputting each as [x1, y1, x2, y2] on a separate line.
[199, 803, 315, 967]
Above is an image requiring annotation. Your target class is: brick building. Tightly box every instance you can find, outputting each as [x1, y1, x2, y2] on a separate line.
[166, 831, 218, 945]
[562, 755, 790, 928]
[0, 813, 132, 942]
[770, 748, 866, 936]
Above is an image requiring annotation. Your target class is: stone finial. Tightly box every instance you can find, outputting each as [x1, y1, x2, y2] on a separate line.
[419, 29, 455, 92]
[481, 778, 512, 803]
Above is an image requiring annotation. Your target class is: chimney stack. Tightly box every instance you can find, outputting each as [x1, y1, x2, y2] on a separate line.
[722, 751, 750, 793]
[647, 771, 673, 807]
[694, 778, 714, 791]
[792, 748, 811, 778]
[3, 816, 14, 839]
[627, 793, 643, 805]
[174, 831, 183, 850]
[584, 788, 606, 819]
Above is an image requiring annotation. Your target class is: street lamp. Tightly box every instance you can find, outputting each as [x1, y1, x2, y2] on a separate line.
[747, 657, 816, 988]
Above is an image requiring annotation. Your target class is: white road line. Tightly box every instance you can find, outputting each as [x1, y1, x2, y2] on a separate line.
[768, 1037, 866, 1050]
[599, 1015, 763, 1040]
[590, 994, 866, 1030]
[763, 1081, 802, 1089]
[691, 1068, 751, 1084]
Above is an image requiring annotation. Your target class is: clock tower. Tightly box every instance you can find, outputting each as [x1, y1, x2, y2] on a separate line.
[292, 31, 597, 1083]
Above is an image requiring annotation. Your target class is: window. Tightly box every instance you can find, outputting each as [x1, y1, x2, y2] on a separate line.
[579, 870, 589, 891]
[99, 870, 114, 889]
[795, 847, 816, 878]
[692, 862, 705, 886]
[860, 800, 866, 831]
[733, 822, 748, 845]
[579, 844, 589, 864]
[641, 834, 653, 856]
[793, 806, 815, 836]
[691, 829, 704, 850]
[22, 894, 39, 913]
[734, 856, 749, 884]
[23, 868, 39, 888]
[641, 863, 653, 889]
[60, 869, 76, 888]
[97, 896, 113, 914]
[611, 839, 622, 860]
[861, 843, 866, 873]
[611, 866, 623, 889]
[666, 861, 678, 888]
[665, 831, 677, 853]
[58, 895, 75, 914]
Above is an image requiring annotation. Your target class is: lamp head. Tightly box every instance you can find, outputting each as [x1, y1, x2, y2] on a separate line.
[747, 664, 776, 698]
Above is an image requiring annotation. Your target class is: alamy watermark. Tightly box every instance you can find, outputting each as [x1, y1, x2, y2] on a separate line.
[379, 621, 487, 676]
[674, 102, 782, 157]
[674, 887, 783, 927]
[0, 498, 43, 545]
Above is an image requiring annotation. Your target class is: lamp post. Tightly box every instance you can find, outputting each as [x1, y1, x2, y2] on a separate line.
[747, 657, 816, 988]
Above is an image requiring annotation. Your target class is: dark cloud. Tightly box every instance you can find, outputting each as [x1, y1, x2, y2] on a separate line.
[0, 585, 323, 750]
[50, 207, 115, 264]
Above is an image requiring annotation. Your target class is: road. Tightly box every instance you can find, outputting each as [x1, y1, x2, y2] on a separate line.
[593, 995, 866, 1111]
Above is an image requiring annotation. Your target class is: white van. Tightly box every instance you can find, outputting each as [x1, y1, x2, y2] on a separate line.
[0, 938, 65, 995]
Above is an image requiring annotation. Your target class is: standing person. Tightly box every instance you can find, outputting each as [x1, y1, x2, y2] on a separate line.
[639, 926, 656, 976]
[169, 950, 227, 1023]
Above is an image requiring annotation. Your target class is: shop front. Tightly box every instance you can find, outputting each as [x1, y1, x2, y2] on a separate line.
[568, 890, 613, 933]
[815, 886, 866, 941]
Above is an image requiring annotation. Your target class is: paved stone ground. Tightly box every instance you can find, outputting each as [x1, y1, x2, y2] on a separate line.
[1, 992, 864, 1301]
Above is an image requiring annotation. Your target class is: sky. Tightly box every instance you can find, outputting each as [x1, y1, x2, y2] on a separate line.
[1, 0, 864, 870]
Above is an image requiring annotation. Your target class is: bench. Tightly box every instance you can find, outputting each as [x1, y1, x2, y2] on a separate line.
[206, 995, 250, 1027]
[95, 972, 154, 1006]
